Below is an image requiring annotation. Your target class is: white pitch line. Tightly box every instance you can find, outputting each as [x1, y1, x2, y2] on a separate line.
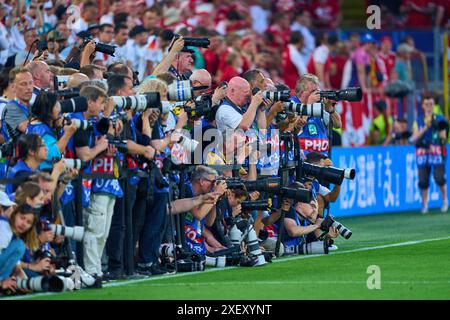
[3, 236, 450, 300]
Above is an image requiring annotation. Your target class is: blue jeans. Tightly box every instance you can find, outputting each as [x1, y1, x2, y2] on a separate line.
[138, 193, 168, 264]
[0, 239, 26, 280]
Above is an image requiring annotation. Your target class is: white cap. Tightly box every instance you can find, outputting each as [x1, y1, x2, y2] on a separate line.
[0, 191, 15, 207]
[43, 1, 53, 10]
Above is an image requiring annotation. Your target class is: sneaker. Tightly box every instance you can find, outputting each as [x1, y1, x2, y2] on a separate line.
[136, 262, 170, 276]
[421, 207, 429, 214]
[441, 201, 448, 213]
[328, 244, 339, 251]
[102, 271, 126, 281]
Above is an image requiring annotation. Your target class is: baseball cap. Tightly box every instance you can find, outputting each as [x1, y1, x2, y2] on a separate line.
[361, 33, 376, 44]
[0, 191, 15, 207]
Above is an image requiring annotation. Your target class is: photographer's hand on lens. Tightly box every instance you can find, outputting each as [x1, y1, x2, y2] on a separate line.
[212, 85, 227, 105]
[271, 101, 285, 114]
[200, 193, 217, 204]
[63, 121, 78, 136]
[232, 204, 242, 217]
[33, 49, 48, 61]
[104, 97, 116, 117]
[39, 230, 56, 245]
[53, 158, 67, 174]
[214, 180, 228, 196]
[170, 36, 185, 53]
[249, 191, 260, 201]
[1, 277, 18, 292]
[95, 135, 109, 152]
[326, 226, 339, 239]
[250, 91, 264, 109]
[307, 90, 321, 104]
[82, 40, 96, 57]
[33, 257, 52, 273]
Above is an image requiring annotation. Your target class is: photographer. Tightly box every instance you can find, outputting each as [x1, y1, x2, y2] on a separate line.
[292, 74, 342, 156]
[303, 152, 341, 217]
[0, 204, 40, 292]
[134, 78, 187, 275]
[184, 166, 227, 255]
[27, 91, 78, 170]
[1, 67, 34, 141]
[65, 85, 115, 278]
[273, 182, 324, 254]
[5, 133, 65, 198]
[104, 73, 158, 280]
[411, 96, 448, 214]
[215, 76, 264, 133]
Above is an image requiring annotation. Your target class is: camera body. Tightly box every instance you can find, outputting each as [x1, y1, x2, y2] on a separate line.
[320, 215, 352, 239]
[81, 37, 116, 56]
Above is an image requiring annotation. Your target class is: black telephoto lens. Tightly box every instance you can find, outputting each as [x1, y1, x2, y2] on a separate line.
[281, 187, 312, 203]
[95, 42, 115, 56]
[59, 96, 88, 113]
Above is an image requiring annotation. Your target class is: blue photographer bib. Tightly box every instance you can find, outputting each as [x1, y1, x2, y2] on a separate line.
[5, 160, 36, 198]
[274, 207, 305, 247]
[184, 182, 207, 255]
[414, 114, 447, 167]
[153, 122, 169, 194]
[290, 96, 329, 156]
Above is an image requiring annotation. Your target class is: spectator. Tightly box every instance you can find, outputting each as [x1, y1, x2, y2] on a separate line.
[377, 36, 396, 82]
[369, 100, 393, 146]
[94, 24, 116, 66]
[282, 31, 307, 90]
[14, 28, 40, 67]
[111, 23, 130, 65]
[310, 0, 342, 29]
[72, 1, 99, 35]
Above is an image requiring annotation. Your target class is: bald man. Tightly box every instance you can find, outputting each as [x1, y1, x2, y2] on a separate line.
[28, 61, 53, 105]
[215, 76, 264, 132]
[189, 69, 212, 97]
[67, 73, 90, 89]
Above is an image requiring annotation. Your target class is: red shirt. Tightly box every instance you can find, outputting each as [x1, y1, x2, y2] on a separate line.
[328, 54, 348, 90]
[310, 0, 340, 28]
[378, 52, 396, 81]
[203, 49, 220, 76]
[282, 46, 300, 90]
[220, 65, 240, 83]
[402, 0, 435, 27]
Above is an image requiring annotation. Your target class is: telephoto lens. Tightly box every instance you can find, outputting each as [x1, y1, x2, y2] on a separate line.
[281, 187, 312, 203]
[241, 200, 269, 212]
[16, 275, 69, 292]
[245, 177, 281, 193]
[284, 102, 329, 124]
[205, 256, 226, 268]
[177, 135, 200, 152]
[320, 215, 352, 239]
[111, 92, 161, 112]
[70, 119, 91, 130]
[298, 241, 329, 255]
[182, 37, 210, 48]
[167, 80, 194, 101]
[48, 224, 85, 242]
[320, 87, 362, 102]
[64, 158, 87, 170]
[263, 91, 291, 102]
[301, 161, 355, 185]
[59, 96, 88, 113]
[94, 42, 116, 56]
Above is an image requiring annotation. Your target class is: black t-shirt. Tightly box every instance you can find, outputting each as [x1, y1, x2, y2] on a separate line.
[72, 127, 93, 149]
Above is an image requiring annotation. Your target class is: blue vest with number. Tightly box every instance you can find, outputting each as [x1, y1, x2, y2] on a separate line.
[274, 207, 304, 247]
[184, 182, 207, 254]
[290, 96, 329, 157]
[153, 122, 169, 194]
[26, 122, 60, 171]
[5, 160, 36, 198]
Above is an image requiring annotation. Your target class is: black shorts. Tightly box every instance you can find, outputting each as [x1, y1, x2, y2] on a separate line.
[418, 164, 446, 189]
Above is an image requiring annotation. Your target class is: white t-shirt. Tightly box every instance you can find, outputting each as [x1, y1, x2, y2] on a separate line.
[215, 104, 243, 133]
[0, 219, 13, 254]
[313, 45, 329, 64]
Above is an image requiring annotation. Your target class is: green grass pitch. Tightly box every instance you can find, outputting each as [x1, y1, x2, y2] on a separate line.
[10, 209, 450, 300]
